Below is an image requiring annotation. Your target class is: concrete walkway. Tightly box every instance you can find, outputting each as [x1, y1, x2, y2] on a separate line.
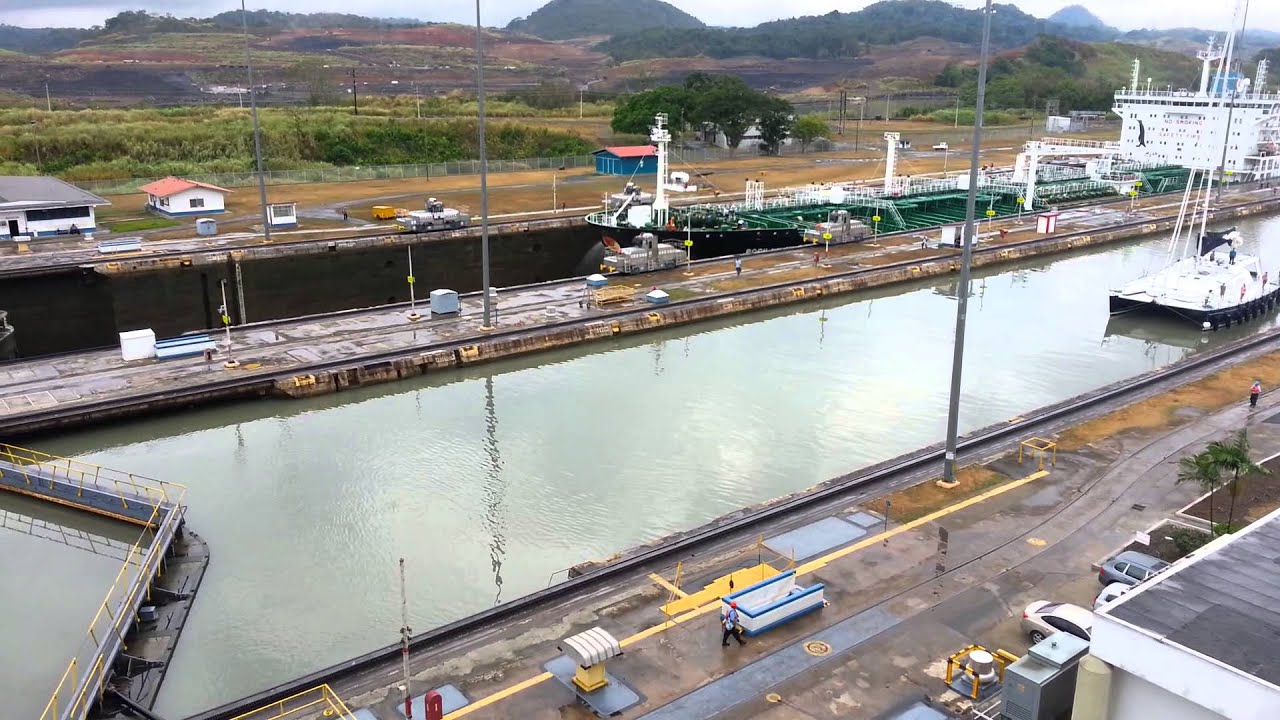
[0, 186, 1271, 424]
[314, 372, 1280, 720]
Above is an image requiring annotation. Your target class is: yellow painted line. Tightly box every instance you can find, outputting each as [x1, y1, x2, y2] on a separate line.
[445, 468, 1051, 716]
[648, 572, 688, 598]
[794, 470, 1049, 575]
[442, 672, 554, 719]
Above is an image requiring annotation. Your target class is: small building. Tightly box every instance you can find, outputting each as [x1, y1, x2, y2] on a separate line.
[700, 123, 795, 152]
[593, 146, 657, 176]
[1084, 506, 1280, 719]
[0, 176, 109, 239]
[138, 177, 233, 217]
[266, 202, 297, 229]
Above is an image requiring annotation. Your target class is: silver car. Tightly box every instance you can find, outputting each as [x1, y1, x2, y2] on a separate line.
[1021, 601, 1094, 645]
[1098, 550, 1169, 587]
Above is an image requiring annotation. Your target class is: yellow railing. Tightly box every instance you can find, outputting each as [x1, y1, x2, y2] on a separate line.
[227, 685, 358, 720]
[0, 444, 182, 521]
[29, 448, 187, 720]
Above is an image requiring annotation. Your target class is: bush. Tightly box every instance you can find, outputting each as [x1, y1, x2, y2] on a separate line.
[1168, 527, 1213, 555]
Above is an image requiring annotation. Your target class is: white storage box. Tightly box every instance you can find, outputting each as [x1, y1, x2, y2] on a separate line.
[119, 329, 156, 361]
[430, 289, 460, 315]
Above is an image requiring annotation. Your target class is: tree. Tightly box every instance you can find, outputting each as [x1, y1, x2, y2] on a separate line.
[756, 97, 795, 155]
[611, 85, 692, 135]
[697, 82, 756, 156]
[792, 115, 829, 153]
[1206, 430, 1269, 531]
[1177, 450, 1221, 534]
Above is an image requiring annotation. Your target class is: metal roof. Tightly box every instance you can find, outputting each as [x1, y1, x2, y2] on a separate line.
[1105, 510, 1280, 687]
[594, 145, 657, 158]
[138, 176, 233, 198]
[0, 176, 109, 210]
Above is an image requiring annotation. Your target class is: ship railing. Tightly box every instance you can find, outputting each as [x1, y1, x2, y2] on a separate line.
[1039, 136, 1121, 151]
[1116, 88, 1280, 101]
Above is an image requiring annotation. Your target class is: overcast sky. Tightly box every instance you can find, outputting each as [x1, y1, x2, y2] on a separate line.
[1, 0, 1276, 34]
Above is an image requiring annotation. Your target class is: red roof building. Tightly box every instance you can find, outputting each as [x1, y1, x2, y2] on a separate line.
[592, 146, 658, 175]
[138, 177, 233, 216]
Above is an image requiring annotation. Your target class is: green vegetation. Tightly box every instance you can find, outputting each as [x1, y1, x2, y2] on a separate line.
[791, 116, 829, 153]
[598, 0, 1068, 62]
[1178, 430, 1270, 536]
[3, 106, 595, 180]
[108, 217, 179, 232]
[506, 0, 704, 41]
[611, 74, 794, 155]
[932, 36, 1199, 113]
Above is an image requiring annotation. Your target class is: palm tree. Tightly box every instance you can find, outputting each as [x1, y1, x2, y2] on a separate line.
[1206, 430, 1270, 532]
[1177, 450, 1222, 534]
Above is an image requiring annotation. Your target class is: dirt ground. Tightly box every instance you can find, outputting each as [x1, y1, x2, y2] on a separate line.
[862, 464, 1008, 523]
[1120, 523, 1212, 562]
[1183, 454, 1280, 526]
[1057, 352, 1280, 451]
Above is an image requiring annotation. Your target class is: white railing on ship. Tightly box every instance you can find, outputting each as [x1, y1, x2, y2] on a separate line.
[1116, 88, 1280, 101]
[1041, 136, 1121, 150]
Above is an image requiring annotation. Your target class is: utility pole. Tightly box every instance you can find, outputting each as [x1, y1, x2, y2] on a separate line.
[414, 83, 421, 119]
[856, 99, 864, 151]
[219, 280, 239, 369]
[838, 90, 846, 135]
[399, 558, 413, 718]
[241, 0, 271, 253]
[351, 67, 359, 115]
[406, 246, 421, 321]
[474, 0, 493, 329]
[941, 0, 994, 486]
[954, 94, 960, 128]
[44, 80, 51, 112]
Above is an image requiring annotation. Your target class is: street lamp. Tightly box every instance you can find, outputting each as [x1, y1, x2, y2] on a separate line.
[941, 0, 994, 486]
[240, 0, 272, 251]
[579, 78, 604, 119]
[475, 0, 493, 329]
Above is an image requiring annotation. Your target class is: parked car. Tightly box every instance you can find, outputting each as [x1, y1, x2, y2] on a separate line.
[1021, 601, 1094, 645]
[1098, 550, 1169, 587]
[932, 142, 949, 151]
[1093, 582, 1133, 609]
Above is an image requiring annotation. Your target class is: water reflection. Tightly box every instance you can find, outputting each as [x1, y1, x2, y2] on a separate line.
[482, 376, 506, 606]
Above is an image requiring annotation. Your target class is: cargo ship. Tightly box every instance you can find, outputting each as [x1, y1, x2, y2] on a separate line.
[586, 113, 1193, 262]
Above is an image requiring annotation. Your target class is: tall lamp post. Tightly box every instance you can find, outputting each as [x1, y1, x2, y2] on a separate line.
[475, 0, 493, 329]
[240, 0, 270, 326]
[941, 0, 994, 486]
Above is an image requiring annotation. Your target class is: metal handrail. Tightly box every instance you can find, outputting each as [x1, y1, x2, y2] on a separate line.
[226, 685, 357, 720]
[32, 452, 187, 720]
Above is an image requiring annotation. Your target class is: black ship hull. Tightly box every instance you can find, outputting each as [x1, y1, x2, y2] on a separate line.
[592, 223, 806, 261]
[1109, 288, 1280, 329]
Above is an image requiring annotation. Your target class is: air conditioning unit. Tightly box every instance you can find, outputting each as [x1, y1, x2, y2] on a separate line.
[1000, 633, 1089, 720]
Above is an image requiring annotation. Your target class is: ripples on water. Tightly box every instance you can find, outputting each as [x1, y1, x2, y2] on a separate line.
[5, 213, 1280, 718]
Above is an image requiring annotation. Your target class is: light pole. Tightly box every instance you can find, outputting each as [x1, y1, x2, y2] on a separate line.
[406, 245, 421, 321]
[219, 280, 239, 369]
[475, 0, 493, 329]
[579, 78, 603, 119]
[241, 0, 271, 257]
[941, 0, 994, 486]
[552, 172, 557, 212]
[855, 98, 864, 151]
[953, 94, 960, 128]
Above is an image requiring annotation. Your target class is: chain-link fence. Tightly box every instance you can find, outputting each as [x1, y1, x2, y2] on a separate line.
[71, 122, 1118, 196]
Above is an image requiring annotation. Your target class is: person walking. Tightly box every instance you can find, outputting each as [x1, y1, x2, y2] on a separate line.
[721, 601, 746, 647]
[735, 257, 743, 276]
[1250, 380, 1262, 409]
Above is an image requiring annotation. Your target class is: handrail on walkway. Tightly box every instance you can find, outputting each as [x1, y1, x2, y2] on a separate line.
[226, 685, 357, 720]
[26, 447, 187, 720]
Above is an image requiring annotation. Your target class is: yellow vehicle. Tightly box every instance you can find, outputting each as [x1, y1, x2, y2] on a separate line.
[371, 205, 397, 220]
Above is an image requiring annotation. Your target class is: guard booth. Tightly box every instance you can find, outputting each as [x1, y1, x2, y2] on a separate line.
[267, 202, 297, 229]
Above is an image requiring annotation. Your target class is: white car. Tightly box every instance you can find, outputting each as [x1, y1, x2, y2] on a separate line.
[932, 142, 949, 151]
[1021, 601, 1093, 645]
[1093, 582, 1132, 609]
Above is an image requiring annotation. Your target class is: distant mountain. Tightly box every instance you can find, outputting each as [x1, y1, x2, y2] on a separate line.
[0, 24, 87, 54]
[205, 10, 426, 31]
[1048, 5, 1111, 30]
[506, 0, 705, 41]
[598, 0, 1101, 62]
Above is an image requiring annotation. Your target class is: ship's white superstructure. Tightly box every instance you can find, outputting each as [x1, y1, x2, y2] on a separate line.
[1113, 40, 1280, 182]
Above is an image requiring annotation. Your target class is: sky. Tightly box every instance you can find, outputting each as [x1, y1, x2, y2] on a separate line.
[0, 0, 1277, 34]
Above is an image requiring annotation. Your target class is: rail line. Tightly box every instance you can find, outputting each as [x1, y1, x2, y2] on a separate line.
[185, 317, 1280, 720]
[2, 191, 1277, 437]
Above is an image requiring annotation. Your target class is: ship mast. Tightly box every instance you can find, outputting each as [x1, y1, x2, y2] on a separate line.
[651, 113, 671, 228]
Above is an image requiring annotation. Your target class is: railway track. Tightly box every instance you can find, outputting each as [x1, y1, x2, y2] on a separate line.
[184, 319, 1280, 720]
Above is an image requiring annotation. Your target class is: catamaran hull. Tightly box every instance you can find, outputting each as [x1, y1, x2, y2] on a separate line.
[1109, 288, 1280, 328]
[591, 223, 806, 260]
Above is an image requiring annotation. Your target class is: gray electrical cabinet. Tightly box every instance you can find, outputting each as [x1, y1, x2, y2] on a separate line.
[1001, 633, 1089, 720]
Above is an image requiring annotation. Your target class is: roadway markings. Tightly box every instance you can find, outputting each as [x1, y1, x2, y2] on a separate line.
[442, 468, 1052, 719]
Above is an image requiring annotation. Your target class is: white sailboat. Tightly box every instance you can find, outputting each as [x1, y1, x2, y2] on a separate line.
[1108, 0, 1280, 330]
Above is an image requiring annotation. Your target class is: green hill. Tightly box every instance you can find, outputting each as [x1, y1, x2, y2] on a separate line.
[506, 0, 705, 41]
[597, 0, 1102, 61]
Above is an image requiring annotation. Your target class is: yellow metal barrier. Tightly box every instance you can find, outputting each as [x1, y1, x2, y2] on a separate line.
[23, 446, 187, 720]
[227, 685, 357, 720]
[1017, 437, 1058, 472]
[944, 645, 1019, 700]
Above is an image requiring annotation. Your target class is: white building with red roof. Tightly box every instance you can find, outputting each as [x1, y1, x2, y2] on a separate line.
[138, 177, 233, 217]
